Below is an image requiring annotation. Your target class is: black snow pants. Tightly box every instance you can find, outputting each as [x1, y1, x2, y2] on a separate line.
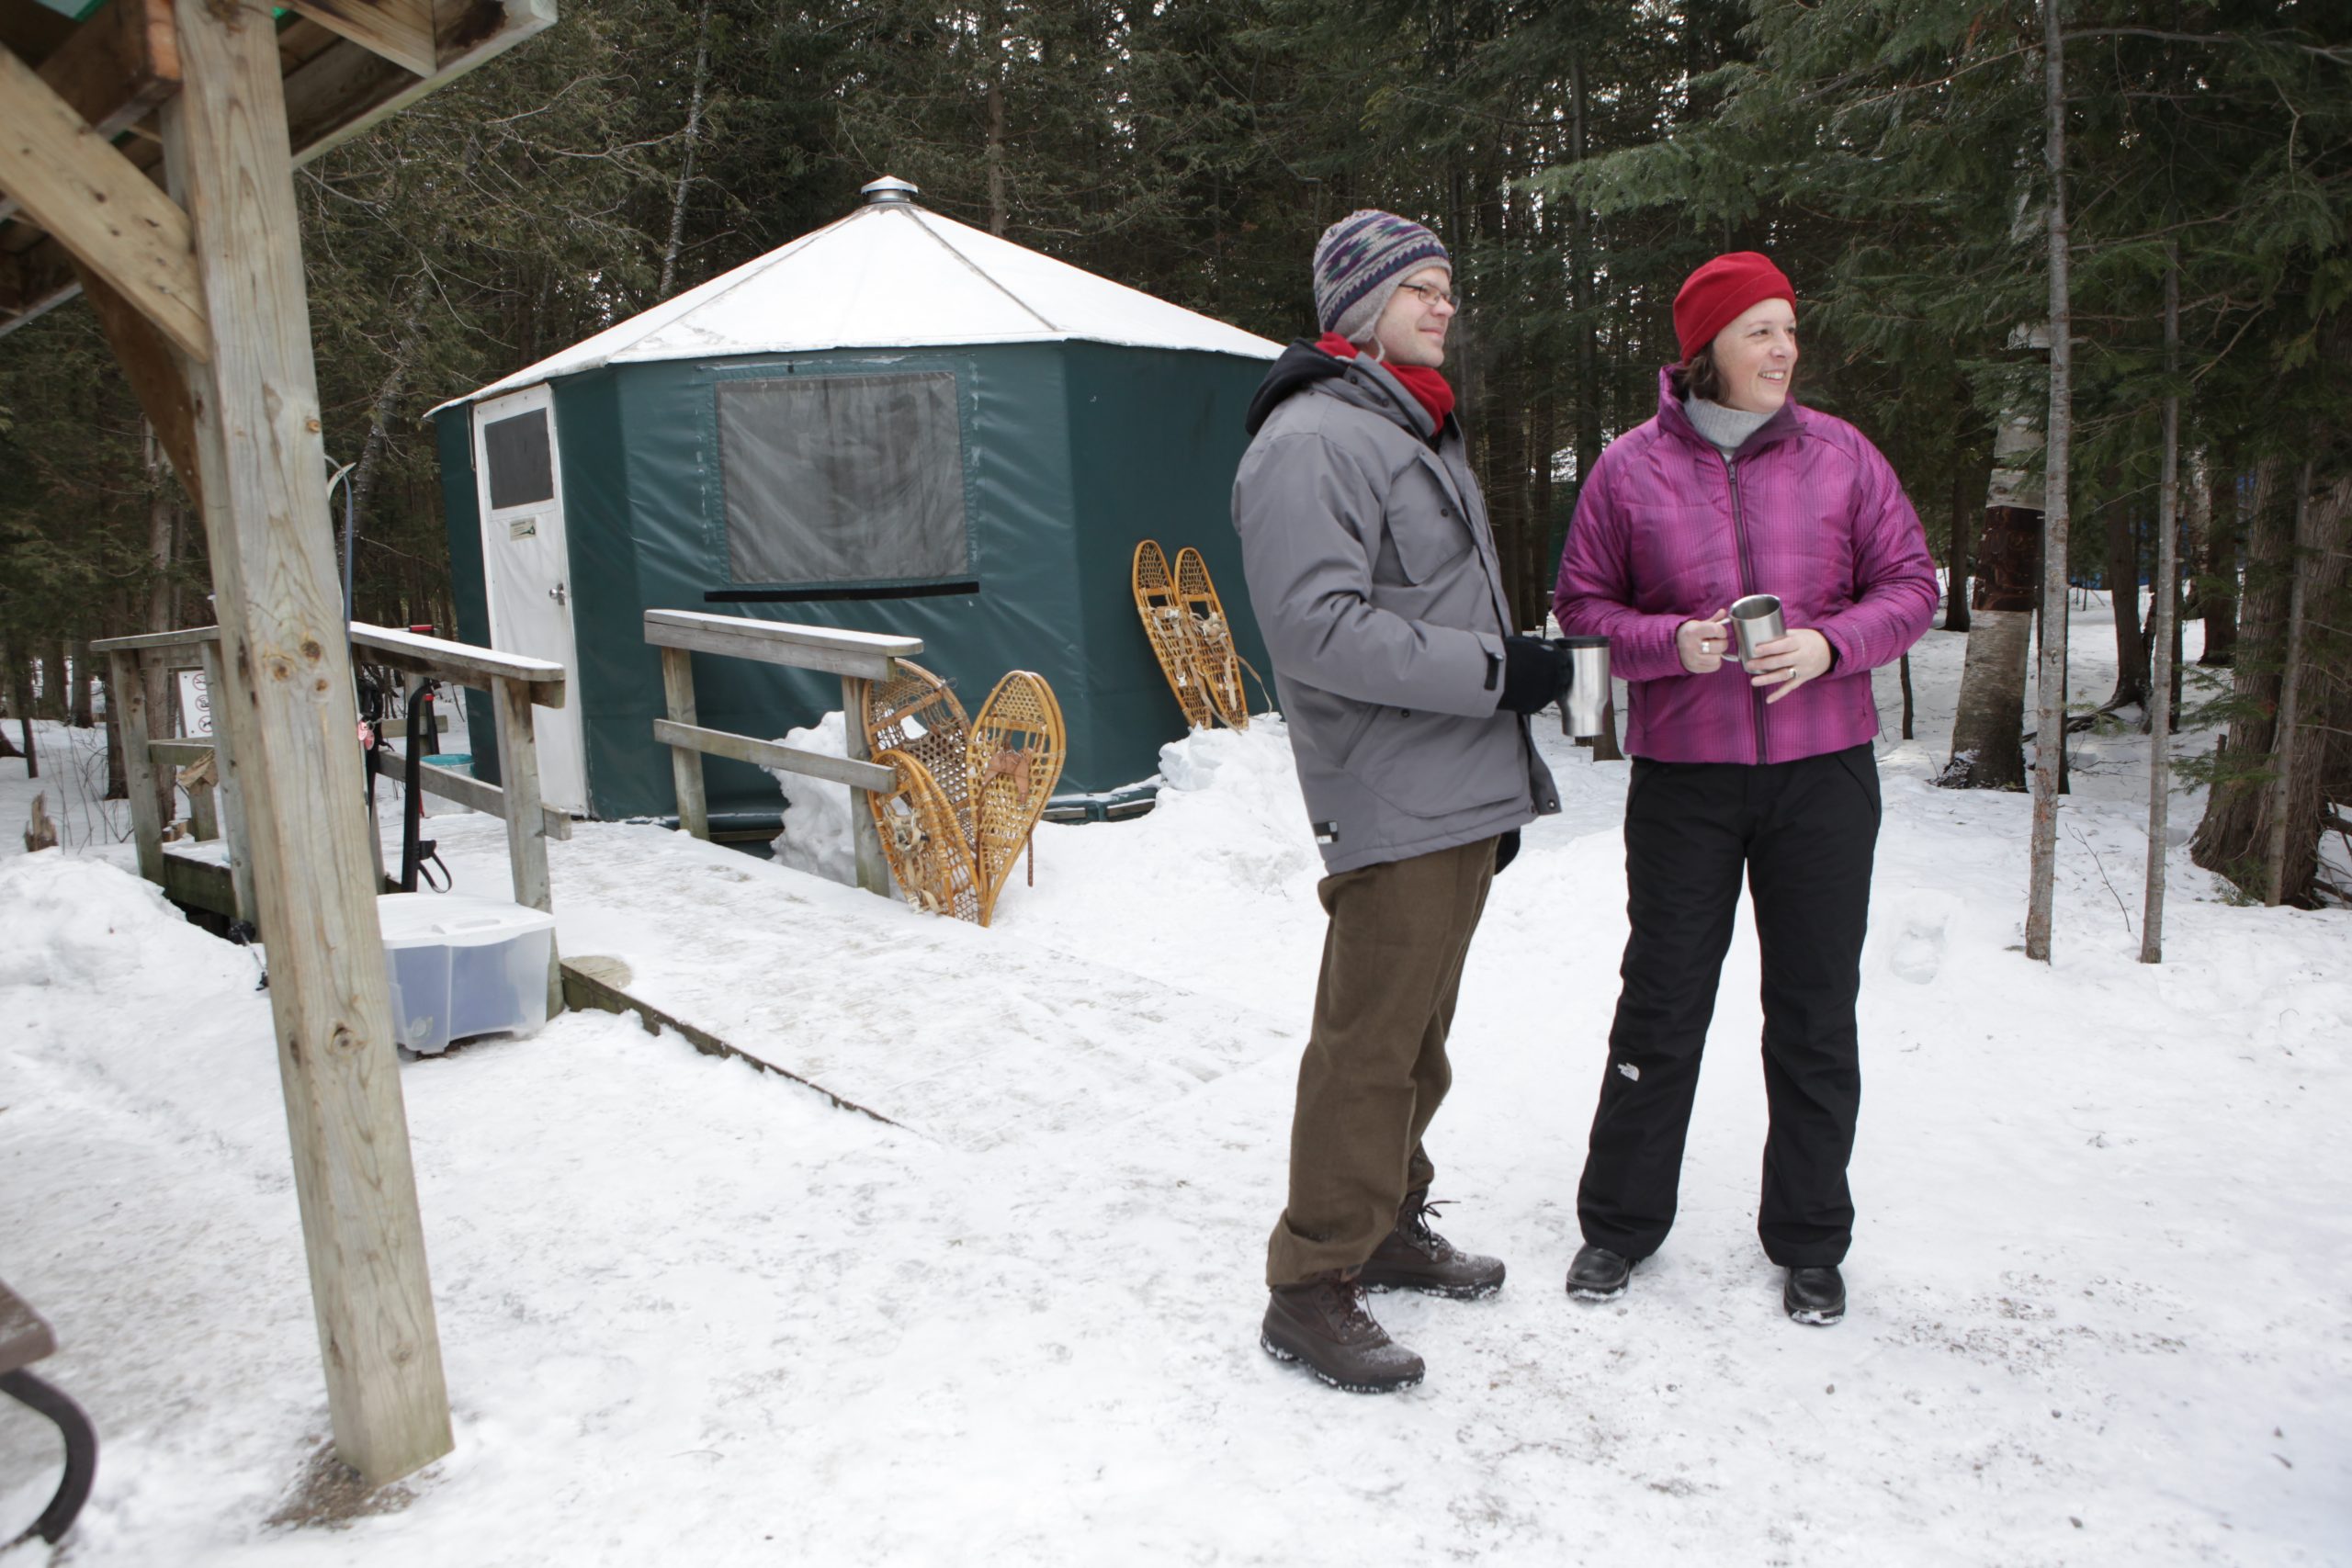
[1576, 743, 1880, 1269]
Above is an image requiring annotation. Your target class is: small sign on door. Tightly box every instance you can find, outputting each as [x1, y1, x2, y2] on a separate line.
[509, 519, 538, 540]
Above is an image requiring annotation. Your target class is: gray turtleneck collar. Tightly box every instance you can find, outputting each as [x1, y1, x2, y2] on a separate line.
[1681, 396, 1774, 457]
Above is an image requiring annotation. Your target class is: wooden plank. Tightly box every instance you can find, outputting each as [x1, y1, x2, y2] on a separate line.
[187, 775, 219, 840]
[0, 41, 210, 361]
[91, 623, 218, 654]
[658, 646, 707, 840]
[40, 0, 178, 139]
[71, 258, 202, 506]
[150, 737, 212, 767]
[560, 960, 902, 1125]
[107, 650, 165, 886]
[199, 637, 257, 925]
[3, 0, 557, 342]
[0, 0, 180, 229]
[159, 842, 235, 918]
[284, 0, 555, 167]
[489, 674, 561, 1020]
[284, 0, 436, 78]
[350, 621, 565, 705]
[642, 609, 921, 680]
[413, 757, 571, 840]
[842, 675, 888, 897]
[651, 716, 897, 794]
[163, 0, 447, 1484]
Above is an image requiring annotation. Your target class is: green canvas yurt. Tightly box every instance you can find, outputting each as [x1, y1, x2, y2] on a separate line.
[428, 175, 1279, 828]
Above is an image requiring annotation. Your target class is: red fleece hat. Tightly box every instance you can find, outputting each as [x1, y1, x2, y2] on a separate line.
[1674, 252, 1796, 363]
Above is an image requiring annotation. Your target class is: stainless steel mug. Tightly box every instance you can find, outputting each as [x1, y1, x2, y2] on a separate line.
[1729, 593, 1785, 663]
[1561, 637, 1611, 739]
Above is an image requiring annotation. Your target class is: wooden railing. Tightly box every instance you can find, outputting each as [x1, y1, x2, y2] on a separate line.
[93, 623, 572, 1012]
[643, 609, 922, 897]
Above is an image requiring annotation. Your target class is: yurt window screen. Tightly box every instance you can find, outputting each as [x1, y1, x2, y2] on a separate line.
[717, 373, 969, 585]
[482, 409, 554, 509]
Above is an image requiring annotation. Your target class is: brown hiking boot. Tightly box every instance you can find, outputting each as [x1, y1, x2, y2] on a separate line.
[1357, 1199, 1506, 1300]
[1260, 1276, 1426, 1393]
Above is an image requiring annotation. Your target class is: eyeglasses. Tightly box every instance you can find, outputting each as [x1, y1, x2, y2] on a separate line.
[1395, 280, 1454, 310]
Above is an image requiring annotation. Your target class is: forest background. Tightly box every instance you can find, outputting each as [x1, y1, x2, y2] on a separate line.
[1, 0, 2346, 902]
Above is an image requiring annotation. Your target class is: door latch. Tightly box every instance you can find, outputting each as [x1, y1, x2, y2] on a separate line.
[548, 582, 568, 605]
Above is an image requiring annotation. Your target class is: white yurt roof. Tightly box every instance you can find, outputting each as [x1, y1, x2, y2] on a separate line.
[442, 177, 1282, 411]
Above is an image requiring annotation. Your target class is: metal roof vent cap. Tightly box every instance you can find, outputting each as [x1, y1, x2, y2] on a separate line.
[860, 175, 919, 206]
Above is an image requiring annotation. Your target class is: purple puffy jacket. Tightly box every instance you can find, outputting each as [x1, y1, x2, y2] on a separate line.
[1553, 369, 1939, 765]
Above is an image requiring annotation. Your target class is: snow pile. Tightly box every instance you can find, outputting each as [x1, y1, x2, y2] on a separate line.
[763, 710, 858, 886]
[0, 851, 259, 1004]
[3, 609, 2350, 1564]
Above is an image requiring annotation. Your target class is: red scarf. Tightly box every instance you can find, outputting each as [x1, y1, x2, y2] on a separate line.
[1317, 332, 1456, 431]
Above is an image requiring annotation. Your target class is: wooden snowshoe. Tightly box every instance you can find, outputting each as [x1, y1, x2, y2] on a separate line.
[1173, 546, 1250, 729]
[863, 660, 975, 840]
[967, 670, 1066, 925]
[867, 746, 981, 924]
[1133, 540, 1214, 730]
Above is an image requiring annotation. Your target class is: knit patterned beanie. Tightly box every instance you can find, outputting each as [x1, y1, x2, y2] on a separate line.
[1673, 252, 1796, 363]
[1312, 210, 1452, 344]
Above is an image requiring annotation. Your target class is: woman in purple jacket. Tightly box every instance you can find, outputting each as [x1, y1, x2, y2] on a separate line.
[1552, 252, 1939, 1325]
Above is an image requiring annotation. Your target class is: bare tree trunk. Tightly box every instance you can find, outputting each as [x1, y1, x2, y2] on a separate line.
[11, 649, 37, 777]
[2098, 491, 2147, 713]
[1899, 652, 1915, 739]
[2027, 0, 2072, 964]
[2142, 254, 2180, 963]
[2191, 457, 2289, 892]
[657, 0, 715, 302]
[1945, 434, 1978, 632]
[2199, 453, 2239, 665]
[2264, 462, 2318, 905]
[986, 1, 1009, 237]
[69, 638, 96, 728]
[1940, 395, 2043, 790]
[143, 422, 181, 825]
[346, 276, 432, 563]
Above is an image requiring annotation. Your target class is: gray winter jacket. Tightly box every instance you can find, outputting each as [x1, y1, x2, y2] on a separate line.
[1231, 348, 1559, 874]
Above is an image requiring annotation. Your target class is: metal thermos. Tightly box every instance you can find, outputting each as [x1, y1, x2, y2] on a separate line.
[1561, 636, 1611, 739]
[1730, 593, 1786, 663]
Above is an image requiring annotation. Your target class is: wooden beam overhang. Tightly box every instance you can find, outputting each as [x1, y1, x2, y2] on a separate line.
[0, 0, 552, 343]
[0, 36, 209, 358]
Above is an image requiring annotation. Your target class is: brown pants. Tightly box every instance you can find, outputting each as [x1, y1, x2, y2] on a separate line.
[1265, 837, 1498, 1287]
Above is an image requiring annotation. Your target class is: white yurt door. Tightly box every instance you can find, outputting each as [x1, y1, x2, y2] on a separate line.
[472, 385, 587, 811]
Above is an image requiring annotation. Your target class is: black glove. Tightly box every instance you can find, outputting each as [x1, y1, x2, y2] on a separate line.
[1494, 828, 1521, 874]
[1498, 636, 1570, 716]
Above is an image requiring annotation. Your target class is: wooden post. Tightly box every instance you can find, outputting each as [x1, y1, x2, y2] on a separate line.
[842, 673, 888, 895]
[491, 674, 561, 1018]
[659, 646, 707, 840]
[186, 775, 219, 840]
[107, 649, 165, 886]
[198, 637, 257, 924]
[162, 0, 449, 1484]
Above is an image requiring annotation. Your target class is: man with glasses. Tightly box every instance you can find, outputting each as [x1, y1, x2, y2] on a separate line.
[1233, 209, 1568, 1393]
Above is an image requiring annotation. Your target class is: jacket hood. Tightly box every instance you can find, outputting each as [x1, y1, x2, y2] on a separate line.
[1245, 339, 1436, 439]
[1654, 365, 1802, 458]
[1245, 338, 1350, 434]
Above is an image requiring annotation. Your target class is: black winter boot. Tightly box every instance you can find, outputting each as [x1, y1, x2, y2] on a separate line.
[1261, 1276, 1426, 1393]
[1357, 1199, 1505, 1300]
[1566, 1243, 1634, 1302]
[1783, 1265, 1846, 1325]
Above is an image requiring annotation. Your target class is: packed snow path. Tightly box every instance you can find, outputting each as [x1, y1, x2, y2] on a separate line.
[1, 608, 2346, 1563]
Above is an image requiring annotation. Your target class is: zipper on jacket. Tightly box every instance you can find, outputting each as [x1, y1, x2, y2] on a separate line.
[1723, 454, 1769, 766]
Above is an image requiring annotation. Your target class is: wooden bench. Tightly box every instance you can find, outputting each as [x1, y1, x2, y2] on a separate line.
[0, 1281, 96, 1547]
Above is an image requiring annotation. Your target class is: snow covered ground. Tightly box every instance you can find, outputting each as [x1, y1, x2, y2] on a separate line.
[2, 600, 2346, 1565]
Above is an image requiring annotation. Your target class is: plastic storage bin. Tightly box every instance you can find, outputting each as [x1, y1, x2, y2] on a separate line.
[377, 893, 557, 1055]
